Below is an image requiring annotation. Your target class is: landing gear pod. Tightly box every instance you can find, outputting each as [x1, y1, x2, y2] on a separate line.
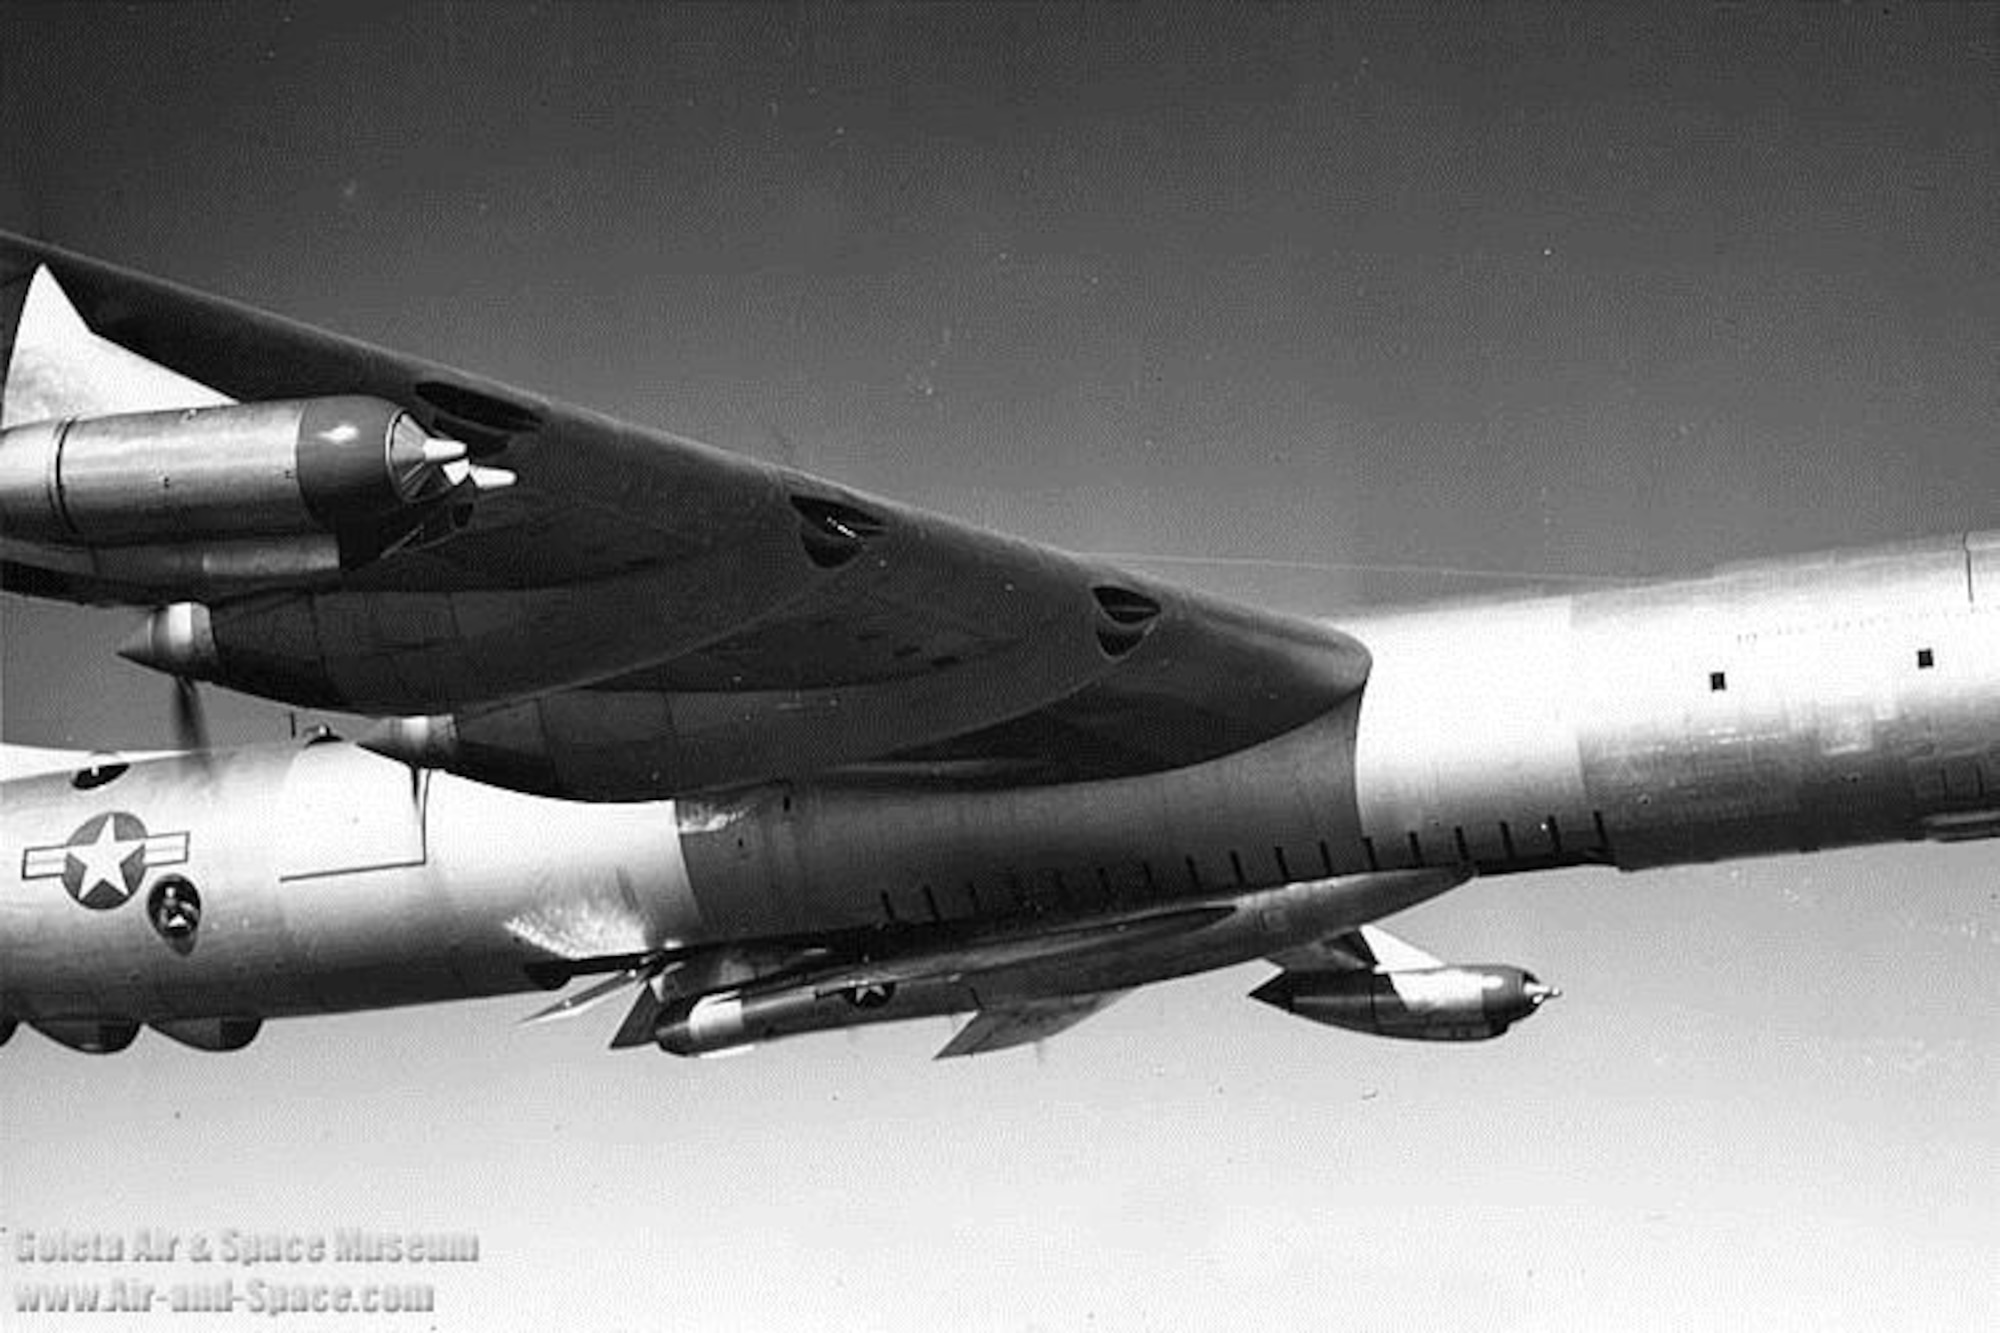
[148, 876, 202, 942]
[152, 1017, 261, 1052]
[30, 1019, 141, 1054]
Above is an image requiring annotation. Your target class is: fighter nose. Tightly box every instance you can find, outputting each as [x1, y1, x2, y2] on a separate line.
[1523, 975, 1562, 1007]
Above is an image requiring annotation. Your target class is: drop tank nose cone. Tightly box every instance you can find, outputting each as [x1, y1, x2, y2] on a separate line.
[1524, 981, 1561, 1007]
[117, 602, 218, 679]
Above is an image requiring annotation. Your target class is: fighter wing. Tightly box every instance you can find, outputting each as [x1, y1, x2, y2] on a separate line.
[934, 992, 1127, 1059]
[1267, 923, 1446, 974]
[0, 235, 1368, 796]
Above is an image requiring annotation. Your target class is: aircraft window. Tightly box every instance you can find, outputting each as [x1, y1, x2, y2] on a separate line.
[1709, 671, 1728, 692]
[72, 759, 129, 790]
[148, 877, 201, 940]
[1918, 648, 1935, 669]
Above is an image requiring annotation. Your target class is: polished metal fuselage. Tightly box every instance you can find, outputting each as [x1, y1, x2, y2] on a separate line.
[7, 533, 2000, 1027]
[1353, 532, 2000, 871]
[0, 745, 699, 1023]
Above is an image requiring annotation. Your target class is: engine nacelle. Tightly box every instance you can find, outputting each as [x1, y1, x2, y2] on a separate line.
[152, 1017, 262, 1052]
[0, 397, 484, 566]
[1251, 964, 1557, 1041]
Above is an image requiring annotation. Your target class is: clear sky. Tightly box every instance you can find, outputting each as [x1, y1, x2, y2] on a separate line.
[1, 4, 1994, 1330]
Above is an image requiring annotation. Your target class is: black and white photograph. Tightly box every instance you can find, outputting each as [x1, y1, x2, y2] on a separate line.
[1, 4, 1994, 1330]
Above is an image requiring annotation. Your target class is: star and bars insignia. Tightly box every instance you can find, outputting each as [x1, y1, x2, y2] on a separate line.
[21, 811, 190, 910]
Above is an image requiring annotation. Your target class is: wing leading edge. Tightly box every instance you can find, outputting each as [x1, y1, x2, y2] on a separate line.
[0, 234, 1368, 797]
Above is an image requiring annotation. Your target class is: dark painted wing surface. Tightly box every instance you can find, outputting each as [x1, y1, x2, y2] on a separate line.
[0, 234, 1368, 792]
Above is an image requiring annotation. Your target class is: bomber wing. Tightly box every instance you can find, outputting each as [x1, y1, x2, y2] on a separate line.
[0, 234, 1367, 797]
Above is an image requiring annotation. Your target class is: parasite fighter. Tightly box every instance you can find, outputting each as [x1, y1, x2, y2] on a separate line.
[1, 234, 1990, 1058]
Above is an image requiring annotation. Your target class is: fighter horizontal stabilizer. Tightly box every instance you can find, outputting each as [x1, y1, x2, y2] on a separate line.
[934, 991, 1127, 1059]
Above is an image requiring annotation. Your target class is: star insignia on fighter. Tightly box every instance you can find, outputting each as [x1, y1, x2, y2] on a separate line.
[21, 812, 190, 910]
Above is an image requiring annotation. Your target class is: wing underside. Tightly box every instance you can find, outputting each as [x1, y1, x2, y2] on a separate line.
[0, 234, 1369, 797]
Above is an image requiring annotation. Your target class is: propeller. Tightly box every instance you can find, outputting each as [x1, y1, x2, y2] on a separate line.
[171, 675, 211, 754]
[118, 604, 217, 759]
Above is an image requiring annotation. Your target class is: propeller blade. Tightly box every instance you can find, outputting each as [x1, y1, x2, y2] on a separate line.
[172, 677, 210, 753]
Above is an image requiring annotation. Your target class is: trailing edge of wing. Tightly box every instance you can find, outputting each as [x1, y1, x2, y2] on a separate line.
[0, 233, 1371, 796]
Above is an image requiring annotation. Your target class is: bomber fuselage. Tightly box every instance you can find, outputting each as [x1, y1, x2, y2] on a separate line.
[6, 532, 2000, 1034]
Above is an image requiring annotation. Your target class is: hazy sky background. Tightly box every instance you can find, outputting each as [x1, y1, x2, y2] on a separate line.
[1, 4, 1994, 1330]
